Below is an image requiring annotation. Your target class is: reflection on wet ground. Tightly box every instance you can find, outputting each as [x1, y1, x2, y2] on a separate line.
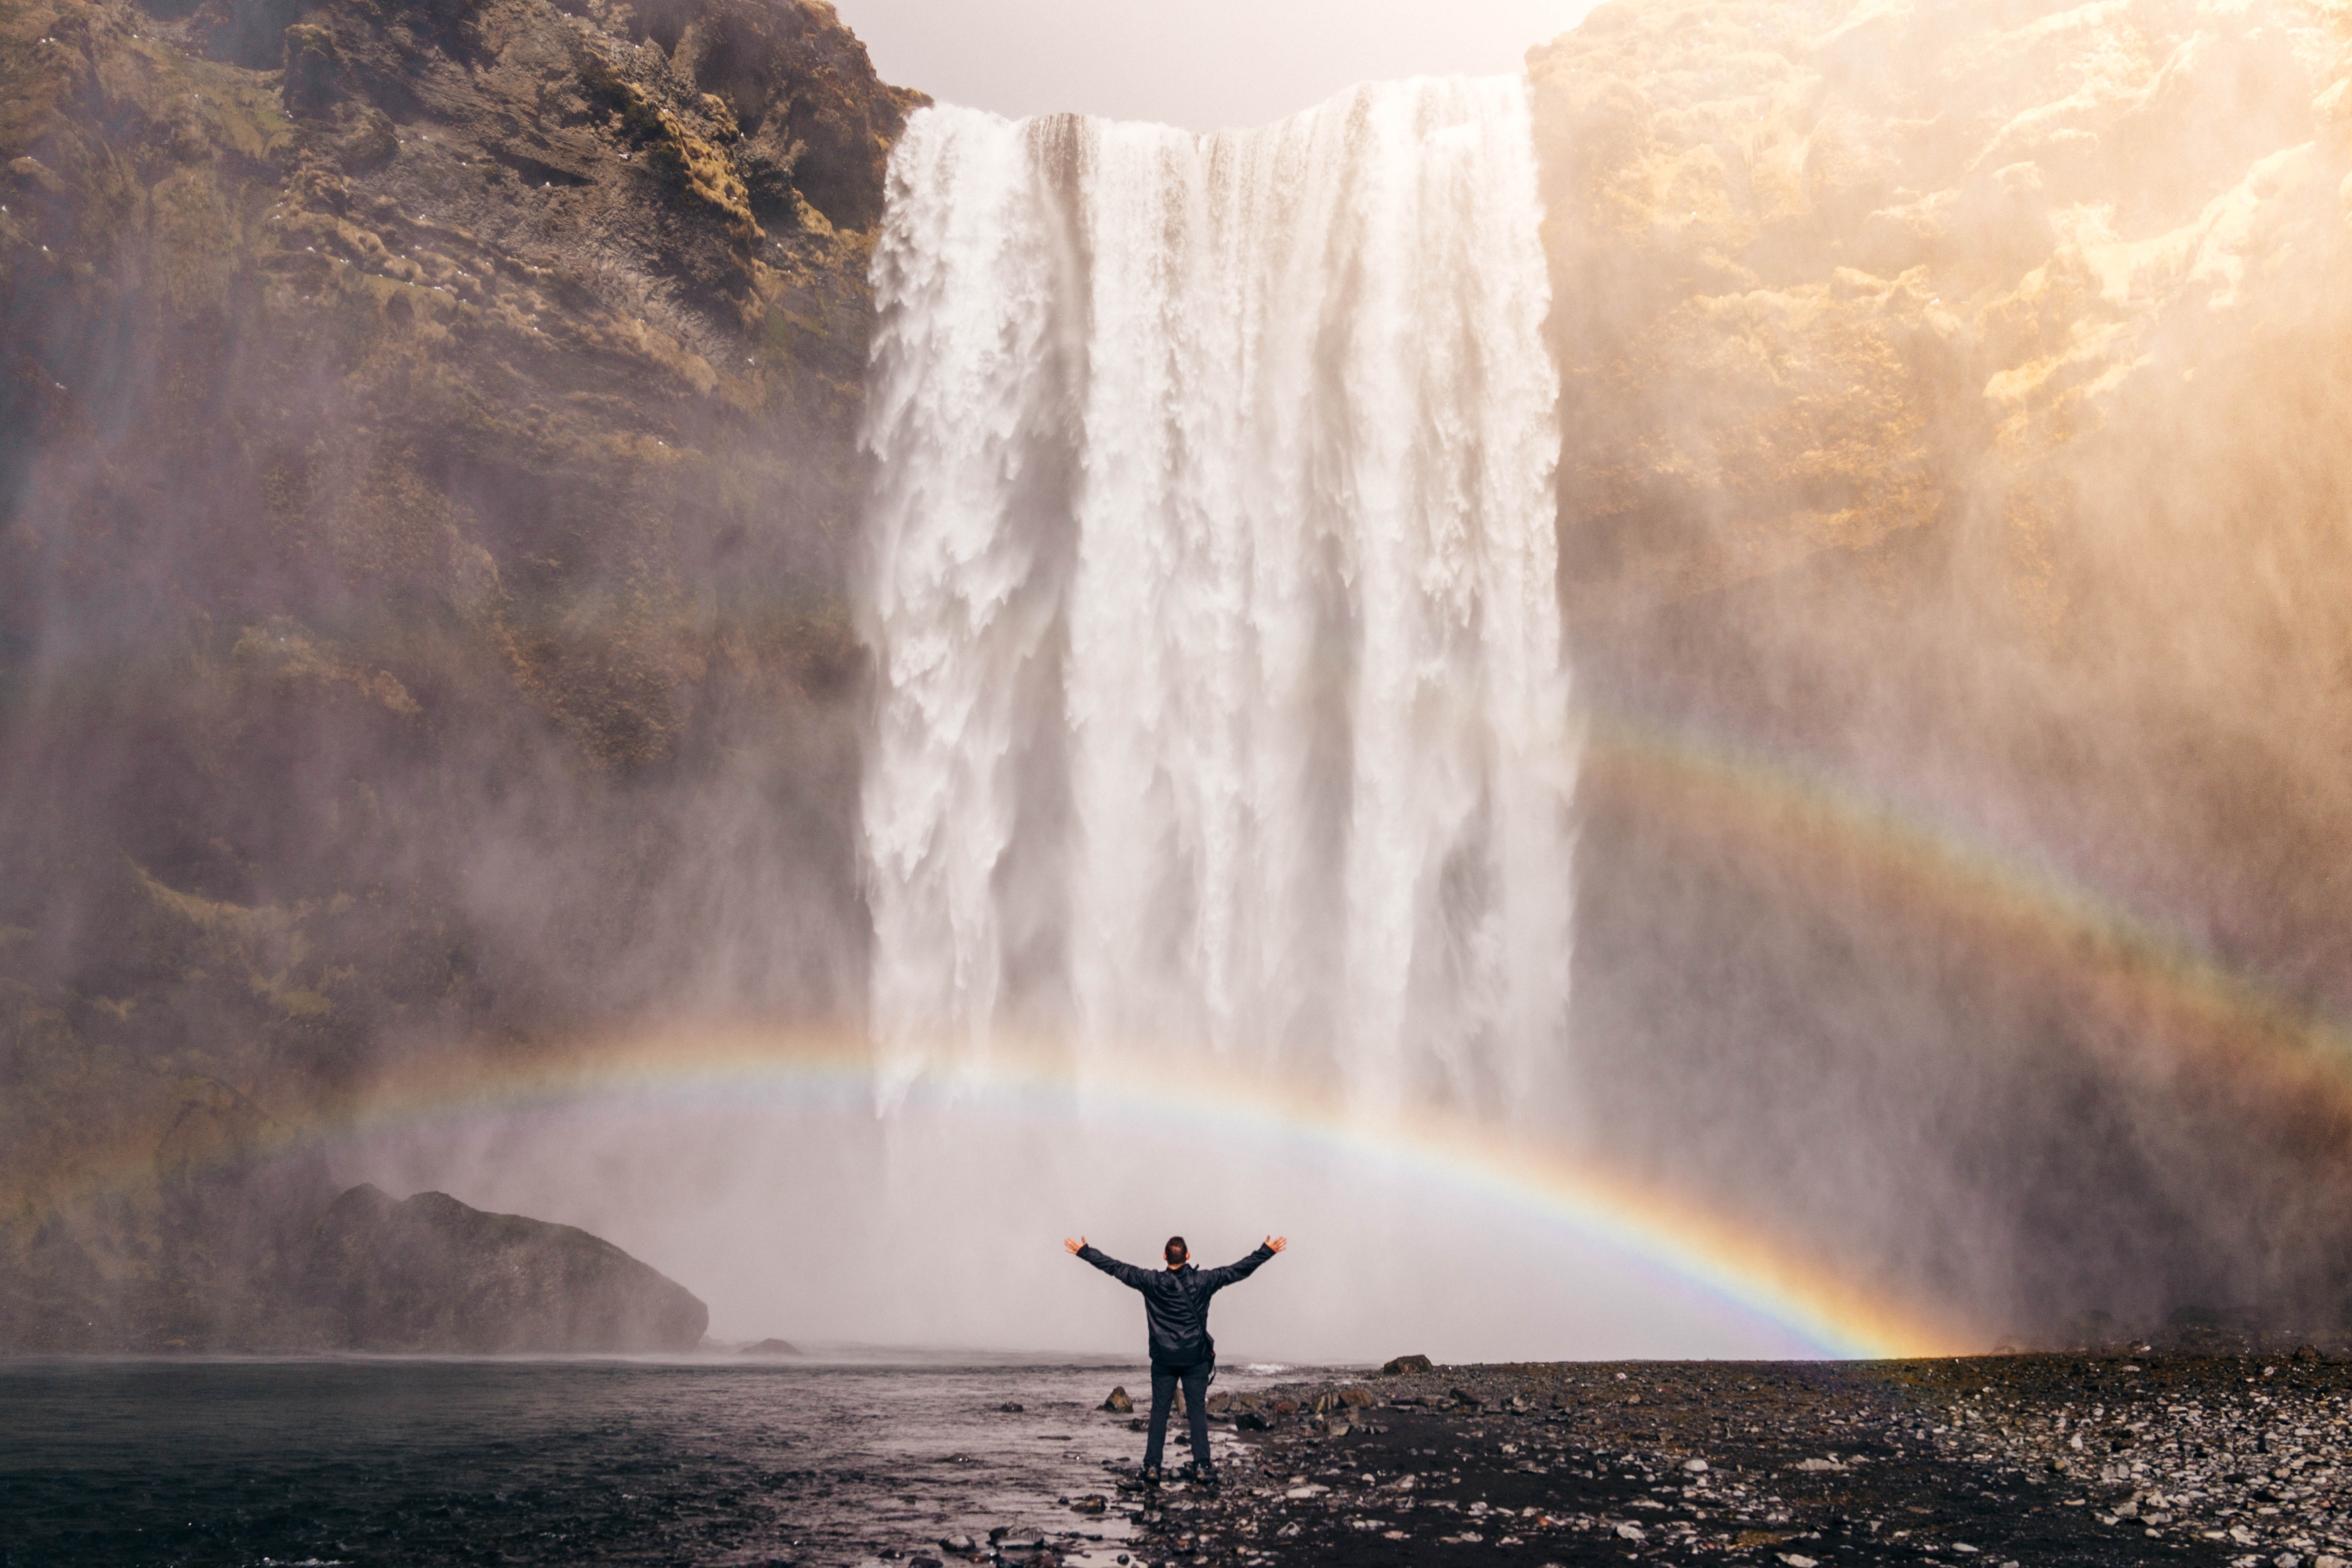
[0, 1356, 1300, 1567]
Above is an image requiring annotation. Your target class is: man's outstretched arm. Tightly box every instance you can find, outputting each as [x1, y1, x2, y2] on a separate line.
[1064, 1236, 1154, 1289]
[1198, 1235, 1286, 1291]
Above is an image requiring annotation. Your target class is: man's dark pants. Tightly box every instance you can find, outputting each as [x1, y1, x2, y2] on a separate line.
[1145, 1360, 1213, 1477]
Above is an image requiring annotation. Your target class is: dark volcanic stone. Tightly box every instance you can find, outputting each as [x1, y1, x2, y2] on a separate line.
[307, 1184, 707, 1352]
[1210, 1354, 2352, 1566]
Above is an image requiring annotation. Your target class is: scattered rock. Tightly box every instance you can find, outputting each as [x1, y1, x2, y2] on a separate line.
[1208, 1352, 2352, 1566]
[1382, 1354, 1433, 1376]
[1100, 1386, 1133, 1413]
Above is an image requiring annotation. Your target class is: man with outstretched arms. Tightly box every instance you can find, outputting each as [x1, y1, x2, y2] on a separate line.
[1064, 1232, 1286, 1488]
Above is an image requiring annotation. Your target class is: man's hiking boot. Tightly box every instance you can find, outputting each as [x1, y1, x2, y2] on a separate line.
[1139, 1466, 1163, 1487]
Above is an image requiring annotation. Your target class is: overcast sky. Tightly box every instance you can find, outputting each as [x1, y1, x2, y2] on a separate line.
[829, 0, 1607, 132]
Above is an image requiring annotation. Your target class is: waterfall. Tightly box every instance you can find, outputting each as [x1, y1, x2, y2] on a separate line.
[859, 77, 1572, 1119]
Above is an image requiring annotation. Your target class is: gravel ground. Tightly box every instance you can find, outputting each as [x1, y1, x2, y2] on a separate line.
[993, 1352, 2352, 1568]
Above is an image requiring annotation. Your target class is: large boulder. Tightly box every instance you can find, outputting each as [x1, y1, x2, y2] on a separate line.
[307, 1184, 708, 1352]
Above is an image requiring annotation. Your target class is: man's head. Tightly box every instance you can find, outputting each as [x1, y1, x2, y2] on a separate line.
[1164, 1235, 1188, 1268]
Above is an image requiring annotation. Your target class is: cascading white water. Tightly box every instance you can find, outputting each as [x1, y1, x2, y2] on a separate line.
[859, 77, 1572, 1119]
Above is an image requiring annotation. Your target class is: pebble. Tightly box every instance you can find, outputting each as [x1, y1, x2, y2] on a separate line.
[885, 1349, 2352, 1565]
[1096, 1350, 2352, 1566]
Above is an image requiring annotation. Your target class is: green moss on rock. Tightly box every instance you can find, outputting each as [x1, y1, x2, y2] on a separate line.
[0, 0, 911, 1346]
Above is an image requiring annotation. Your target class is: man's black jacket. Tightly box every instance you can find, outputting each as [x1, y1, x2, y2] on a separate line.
[1078, 1242, 1275, 1367]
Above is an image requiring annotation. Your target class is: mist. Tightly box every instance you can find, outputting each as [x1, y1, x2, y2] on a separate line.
[327, 1088, 1819, 1361]
[1534, 0, 2352, 1342]
[6, 0, 2352, 1362]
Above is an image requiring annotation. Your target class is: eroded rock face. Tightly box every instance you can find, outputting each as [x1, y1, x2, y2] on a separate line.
[0, 1075, 337, 1350]
[309, 1184, 708, 1352]
[1536, 0, 2352, 923]
[0, 0, 914, 1340]
[0, 1077, 704, 1352]
[1533, 3, 2352, 1335]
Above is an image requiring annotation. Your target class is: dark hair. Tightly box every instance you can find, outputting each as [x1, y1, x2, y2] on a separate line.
[1164, 1235, 1188, 1266]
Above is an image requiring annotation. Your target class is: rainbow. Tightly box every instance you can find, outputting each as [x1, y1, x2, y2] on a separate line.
[1581, 716, 2352, 1121]
[282, 1025, 1978, 1362]
[4, 1020, 1974, 1359]
[24, 717, 2351, 1363]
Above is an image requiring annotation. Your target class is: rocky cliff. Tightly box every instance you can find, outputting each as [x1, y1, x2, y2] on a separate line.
[0, 0, 908, 1344]
[11, 0, 2352, 1351]
[1532, 1, 2352, 1331]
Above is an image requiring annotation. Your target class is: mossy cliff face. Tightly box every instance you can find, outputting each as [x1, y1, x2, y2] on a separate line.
[0, 0, 913, 1344]
[1531, 2, 2352, 1332]
[1535, 0, 2352, 976]
[14, 0, 2352, 1352]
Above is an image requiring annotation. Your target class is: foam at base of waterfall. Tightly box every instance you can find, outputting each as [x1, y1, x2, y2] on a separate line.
[860, 78, 1572, 1119]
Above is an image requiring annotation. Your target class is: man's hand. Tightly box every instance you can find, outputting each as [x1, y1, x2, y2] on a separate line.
[1064, 1236, 1087, 1256]
[1265, 1235, 1288, 1254]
